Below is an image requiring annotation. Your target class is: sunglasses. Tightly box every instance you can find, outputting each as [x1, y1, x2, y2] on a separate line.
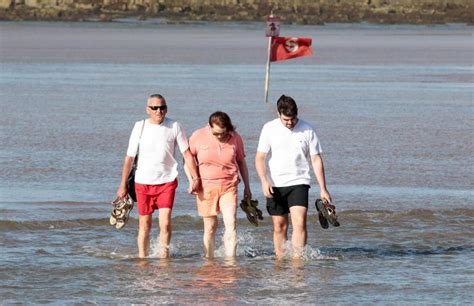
[148, 105, 167, 111]
[212, 130, 228, 137]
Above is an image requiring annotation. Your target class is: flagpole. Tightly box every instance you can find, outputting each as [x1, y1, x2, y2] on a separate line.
[264, 12, 280, 104]
[264, 36, 272, 104]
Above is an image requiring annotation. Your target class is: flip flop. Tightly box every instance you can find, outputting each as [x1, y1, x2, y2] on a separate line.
[315, 199, 340, 228]
[240, 199, 263, 227]
[109, 207, 127, 227]
[110, 195, 134, 229]
[317, 210, 329, 229]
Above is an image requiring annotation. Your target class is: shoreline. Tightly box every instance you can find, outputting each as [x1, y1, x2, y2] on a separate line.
[1, 13, 473, 26]
[1, 18, 472, 28]
[1, 1, 473, 25]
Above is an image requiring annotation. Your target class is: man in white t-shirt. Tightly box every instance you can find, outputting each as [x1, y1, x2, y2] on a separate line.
[117, 94, 200, 258]
[255, 95, 331, 259]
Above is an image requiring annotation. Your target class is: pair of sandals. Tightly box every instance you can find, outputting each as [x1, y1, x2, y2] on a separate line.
[240, 198, 264, 226]
[240, 198, 340, 229]
[109, 196, 336, 230]
[110, 195, 134, 229]
[315, 198, 340, 229]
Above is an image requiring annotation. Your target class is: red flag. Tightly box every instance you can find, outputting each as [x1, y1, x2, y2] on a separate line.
[270, 37, 313, 62]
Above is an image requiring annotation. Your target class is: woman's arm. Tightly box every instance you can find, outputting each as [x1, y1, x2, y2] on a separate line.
[237, 158, 252, 200]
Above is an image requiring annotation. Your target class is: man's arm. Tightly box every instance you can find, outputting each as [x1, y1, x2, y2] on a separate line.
[311, 154, 331, 202]
[255, 151, 273, 198]
[117, 155, 134, 198]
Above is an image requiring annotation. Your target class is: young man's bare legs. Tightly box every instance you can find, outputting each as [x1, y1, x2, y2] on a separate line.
[271, 215, 288, 259]
[271, 206, 307, 259]
[289, 206, 308, 258]
[221, 202, 237, 258]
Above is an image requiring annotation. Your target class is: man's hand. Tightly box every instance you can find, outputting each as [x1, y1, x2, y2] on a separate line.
[261, 179, 274, 198]
[320, 189, 332, 203]
[117, 184, 128, 199]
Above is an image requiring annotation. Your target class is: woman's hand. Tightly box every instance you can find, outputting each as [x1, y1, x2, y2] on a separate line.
[188, 177, 201, 194]
[243, 187, 252, 200]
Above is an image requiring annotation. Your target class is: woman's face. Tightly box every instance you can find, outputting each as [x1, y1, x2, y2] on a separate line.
[210, 124, 229, 142]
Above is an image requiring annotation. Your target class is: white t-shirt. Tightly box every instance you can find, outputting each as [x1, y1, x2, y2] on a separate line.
[126, 118, 189, 185]
[257, 118, 322, 187]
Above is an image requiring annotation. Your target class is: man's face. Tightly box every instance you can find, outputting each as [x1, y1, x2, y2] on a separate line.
[147, 97, 167, 123]
[279, 113, 298, 129]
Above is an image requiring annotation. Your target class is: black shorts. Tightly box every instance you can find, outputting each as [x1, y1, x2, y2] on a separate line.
[266, 184, 310, 216]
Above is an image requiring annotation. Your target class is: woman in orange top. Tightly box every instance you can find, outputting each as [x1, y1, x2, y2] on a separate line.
[188, 111, 252, 258]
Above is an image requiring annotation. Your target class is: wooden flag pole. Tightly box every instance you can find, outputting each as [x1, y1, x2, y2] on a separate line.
[264, 13, 280, 103]
[264, 36, 272, 104]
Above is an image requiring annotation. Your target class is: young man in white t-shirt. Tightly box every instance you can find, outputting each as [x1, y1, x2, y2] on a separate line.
[117, 94, 200, 258]
[255, 95, 331, 259]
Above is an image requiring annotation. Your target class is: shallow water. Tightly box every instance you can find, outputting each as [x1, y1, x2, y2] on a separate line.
[0, 21, 473, 304]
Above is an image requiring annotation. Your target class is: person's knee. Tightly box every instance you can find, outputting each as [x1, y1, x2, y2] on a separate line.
[159, 220, 171, 234]
[204, 222, 217, 236]
[221, 204, 237, 228]
[292, 222, 306, 233]
[224, 218, 236, 231]
[139, 218, 152, 233]
[223, 226, 236, 239]
[274, 223, 288, 234]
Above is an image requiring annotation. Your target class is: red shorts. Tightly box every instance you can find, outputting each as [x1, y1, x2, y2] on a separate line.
[135, 179, 178, 215]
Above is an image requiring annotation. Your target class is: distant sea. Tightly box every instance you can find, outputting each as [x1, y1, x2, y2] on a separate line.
[1, 21, 473, 304]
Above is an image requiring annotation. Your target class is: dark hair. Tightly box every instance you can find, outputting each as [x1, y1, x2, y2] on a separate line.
[149, 94, 166, 103]
[209, 111, 235, 132]
[277, 95, 298, 117]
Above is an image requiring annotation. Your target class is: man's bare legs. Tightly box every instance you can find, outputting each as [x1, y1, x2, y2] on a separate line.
[271, 215, 288, 259]
[289, 206, 308, 258]
[137, 208, 172, 259]
[138, 214, 152, 258]
[157, 208, 172, 258]
[271, 206, 307, 259]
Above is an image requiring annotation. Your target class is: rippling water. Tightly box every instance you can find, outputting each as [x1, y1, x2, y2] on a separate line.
[0, 21, 473, 304]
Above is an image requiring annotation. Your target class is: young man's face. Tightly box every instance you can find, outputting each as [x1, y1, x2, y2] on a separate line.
[279, 113, 298, 129]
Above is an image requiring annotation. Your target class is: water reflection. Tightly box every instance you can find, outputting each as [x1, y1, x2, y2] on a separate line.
[273, 258, 308, 289]
[190, 258, 242, 302]
[127, 257, 247, 303]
